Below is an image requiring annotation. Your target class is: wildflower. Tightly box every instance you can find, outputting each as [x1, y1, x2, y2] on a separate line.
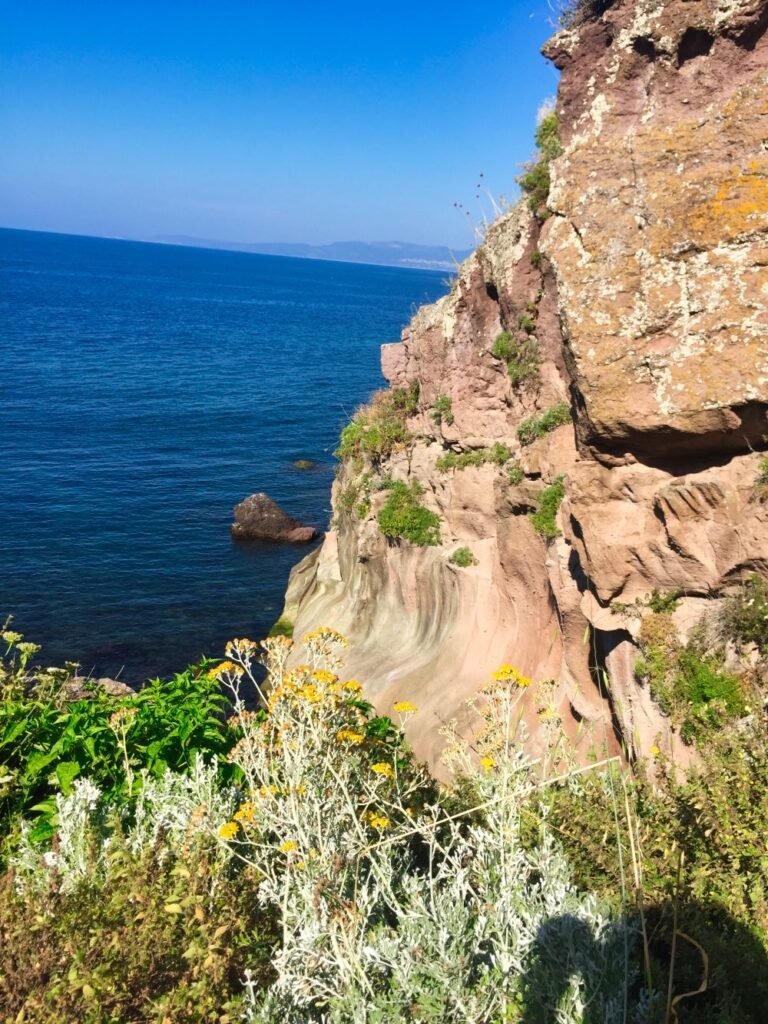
[312, 669, 338, 685]
[217, 821, 239, 840]
[480, 756, 496, 771]
[492, 664, 532, 687]
[650, 745, 660, 756]
[208, 660, 242, 679]
[225, 638, 258, 659]
[234, 801, 255, 823]
[343, 679, 362, 693]
[371, 762, 394, 778]
[279, 840, 298, 853]
[336, 729, 365, 744]
[303, 627, 348, 647]
[393, 700, 417, 714]
[109, 706, 138, 729]
[366, 811, 391, 830]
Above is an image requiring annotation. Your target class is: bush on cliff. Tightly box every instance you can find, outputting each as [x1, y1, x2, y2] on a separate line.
[518, 112, 562, 219]
[517, 401, 572, 446]
[335, 383, 419, 464]
[491, 329, 540, 386]
[377, 478, 441, 546]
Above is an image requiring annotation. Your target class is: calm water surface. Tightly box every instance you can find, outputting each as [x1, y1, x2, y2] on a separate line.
[0, 228, 446, 680]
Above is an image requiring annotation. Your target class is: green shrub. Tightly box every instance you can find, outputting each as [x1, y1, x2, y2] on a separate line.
[449, 546, 477, 568]
[491, 330, 539, 386]
[723, 573, 768, 655]
[529, 475, 566, 539]
[377, 480, 441, 546]
[0, 633, 231, 854]
[530, 249, 543, 269]
[507, 461, 524, 485]
[431, 394, 454, 426]
[335, 384, 419, 463]
[517, 312, 536, 335]
[647, 587, 684, 614]
[518, 113, 562, 218]
[517, 401, 571, 446]
[436, 443, 512, 473]
[338, 481, 360, 513]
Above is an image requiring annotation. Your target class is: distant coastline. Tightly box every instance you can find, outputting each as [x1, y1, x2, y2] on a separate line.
[148, 234, 472, 272]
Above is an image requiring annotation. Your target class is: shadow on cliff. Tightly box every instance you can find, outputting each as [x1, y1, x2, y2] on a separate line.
[522, 900, 768, 1024]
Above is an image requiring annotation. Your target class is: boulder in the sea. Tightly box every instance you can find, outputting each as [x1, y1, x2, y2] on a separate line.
[293, 459, 316, 471]
[231, 492, 318, 543]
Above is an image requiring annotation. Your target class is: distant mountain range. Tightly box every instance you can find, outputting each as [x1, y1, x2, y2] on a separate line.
[149, 235, 472, 272]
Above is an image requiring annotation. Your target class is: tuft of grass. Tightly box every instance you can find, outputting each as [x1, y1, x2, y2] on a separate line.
[647, 588, 684, 614]
[507, 461, 524, 485]
[431, 394, 454, 426]
[448, 546, 477, 568]
[722, 573, 768, 655]
[518, 113, 562, 219]
[335, 382, 419, 464]
[529, 475, 566, 539]
[491, 330, 539, 387]
[517, 401, 571, 446]
[436, 443, 512, 473]
[377, 480, 441, 547]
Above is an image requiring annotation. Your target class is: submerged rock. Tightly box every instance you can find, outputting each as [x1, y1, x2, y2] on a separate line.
[292, 459, 316, 471]
[231, 492, 318, 544]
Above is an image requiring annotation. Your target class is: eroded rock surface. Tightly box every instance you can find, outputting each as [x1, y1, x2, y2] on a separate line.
[282, 0, 768, 770]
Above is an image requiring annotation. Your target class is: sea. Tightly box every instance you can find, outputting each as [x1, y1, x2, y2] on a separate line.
[0, 227, 447, 682]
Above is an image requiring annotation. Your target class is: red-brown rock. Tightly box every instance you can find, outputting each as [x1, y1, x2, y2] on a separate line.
[231, 493, 318, 544]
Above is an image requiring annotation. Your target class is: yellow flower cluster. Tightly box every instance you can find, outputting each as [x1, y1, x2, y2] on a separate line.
[343, 679, 362, 693]
[336, 729, 365, 744]
[109, 706, 138, 729]
[303, 627, 348, 648]
[234, 800, 256, 824]
[217, 821, 239, 840]
[365, 811, 391, 830]
[480, 756, 496, 772]
[279, 840, 298, 853]
[312, 669, 338, 685]
[393, 700, 417, 714]
[491, 664, 532, 687]
[261, 635, 293, 653]
[208, 660, 242, 679]
[370, 762, 394, 778]
[225, 637, 259, 660]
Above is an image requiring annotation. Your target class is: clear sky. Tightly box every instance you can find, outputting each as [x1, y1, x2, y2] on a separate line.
[0, 1, 560, 249]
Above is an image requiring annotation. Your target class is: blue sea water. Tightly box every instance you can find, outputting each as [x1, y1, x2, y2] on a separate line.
[0, 228, 446, 682]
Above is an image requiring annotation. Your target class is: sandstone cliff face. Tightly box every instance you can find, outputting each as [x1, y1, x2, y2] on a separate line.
[283, 0, 768, 770]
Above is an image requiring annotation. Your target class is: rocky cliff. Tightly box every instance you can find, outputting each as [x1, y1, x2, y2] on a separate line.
[281, 0, 768, 770]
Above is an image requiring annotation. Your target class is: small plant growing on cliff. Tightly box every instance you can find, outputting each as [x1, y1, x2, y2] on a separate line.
[647, 588, 684, 614]
[336, 385, 418, 464]
[268, 616, 294, 639]
[530, 474, 566, 539]
[507, 461, 524, 485]
[517, 401, 571, 446]
[377, 480, 441, 546]
[491, 330, 539, 386]
[431, 394, 454, 426]
[436, 443, 512, 473]
[518, 113, 562, 219]
[449, 546, 477, 568]
[722, 573, 768, 656]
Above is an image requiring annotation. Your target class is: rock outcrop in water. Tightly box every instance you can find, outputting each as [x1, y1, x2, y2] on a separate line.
[281, 0, 768, 769]
[232, 493, 318, 544]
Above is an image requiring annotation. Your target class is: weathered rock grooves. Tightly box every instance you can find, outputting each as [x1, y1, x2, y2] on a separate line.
[282, 0, 768, 770]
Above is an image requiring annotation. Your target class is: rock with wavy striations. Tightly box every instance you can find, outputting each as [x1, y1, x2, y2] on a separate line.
[280, 0, 768, 772]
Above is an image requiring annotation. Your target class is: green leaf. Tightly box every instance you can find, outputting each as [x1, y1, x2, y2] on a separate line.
[55, 760, 81, 794]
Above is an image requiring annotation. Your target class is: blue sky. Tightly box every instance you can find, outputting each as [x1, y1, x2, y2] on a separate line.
[0, 1, 560, 248]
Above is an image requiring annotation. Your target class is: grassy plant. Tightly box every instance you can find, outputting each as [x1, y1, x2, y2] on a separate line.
[436, 442, 512, 473]
[518, 113, 562, 219]
[517, 401, 571, 446]
[722, 573, 768, 655]
[377, 480, 441, 546]
[647, 588, 684, 614]
[507, 461, 524, 485]
[335, 384, 419, 464]
[431, 394, 454, 426]
[491, 330, 539, 386]
[530, 249, 543, 268]
[530, 474, 566, 539]
[448, 546, 477, 568]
